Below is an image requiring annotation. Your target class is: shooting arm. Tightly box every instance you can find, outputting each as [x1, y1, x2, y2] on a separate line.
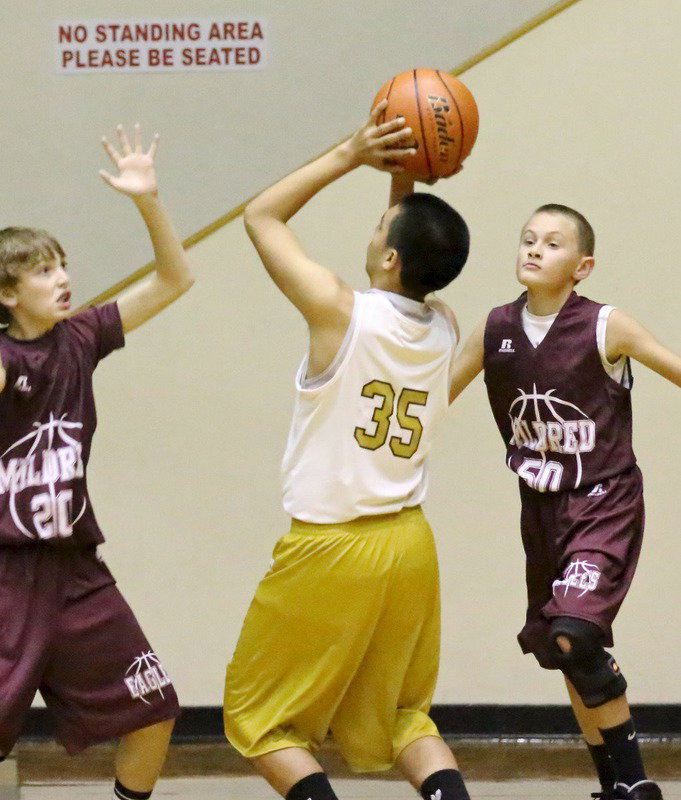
[244, 102, 414, 327]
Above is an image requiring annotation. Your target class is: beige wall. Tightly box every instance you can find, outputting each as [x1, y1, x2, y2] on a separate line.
[2, 0, 558, 305]
[84, 0, 680, 707]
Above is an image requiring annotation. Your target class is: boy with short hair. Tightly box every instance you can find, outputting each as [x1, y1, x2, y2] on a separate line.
[0, 124, 193, 800]
[448, 203, 680, 800]
[224, 103, 473, 800]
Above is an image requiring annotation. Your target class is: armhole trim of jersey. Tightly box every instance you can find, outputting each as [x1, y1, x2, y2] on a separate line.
[295, 291, 364, 394]
[428, 298, 459, 349]
[597, 305, 631, 389]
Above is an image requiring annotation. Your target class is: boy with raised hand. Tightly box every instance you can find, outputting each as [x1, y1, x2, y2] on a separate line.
[448, 203, 680, 800]
[0, 124, 193, 800]
[224, 102, 473, 800]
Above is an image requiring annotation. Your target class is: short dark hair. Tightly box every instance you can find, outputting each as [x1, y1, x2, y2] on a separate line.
[387, 193, 469, 298]
[533, 204, 595, 257]
[0, 227, 66, 325]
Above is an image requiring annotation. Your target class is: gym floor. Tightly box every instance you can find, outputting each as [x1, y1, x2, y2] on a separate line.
[3, 739, 681, 799]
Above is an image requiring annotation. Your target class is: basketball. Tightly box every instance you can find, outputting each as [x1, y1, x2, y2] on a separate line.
[371, 69, 479, 182]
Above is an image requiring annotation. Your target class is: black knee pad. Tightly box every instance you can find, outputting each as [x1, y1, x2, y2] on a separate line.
[550, 616, 627, 708]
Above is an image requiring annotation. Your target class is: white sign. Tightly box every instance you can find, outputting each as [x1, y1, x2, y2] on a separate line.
[55, 18, 267, 73]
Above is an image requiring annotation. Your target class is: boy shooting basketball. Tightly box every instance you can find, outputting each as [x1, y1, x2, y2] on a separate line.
[447, 203, 680, 800]
[224, 102, 474, 800]
[0, 124, 193, 800]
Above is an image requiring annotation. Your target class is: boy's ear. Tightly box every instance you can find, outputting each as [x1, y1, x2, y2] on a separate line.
[573, 255, 595, 282]
[0, 287, 18, 311]
[381, 247, 401, 273]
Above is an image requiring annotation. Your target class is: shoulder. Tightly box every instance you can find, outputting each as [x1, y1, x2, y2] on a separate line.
[428, 298, 458, 330]
[356, 290, 396, 322]
[604, 307, 638, 340]
[63, 303, 124, 362]
[486, 295, 524, 329]
[428, 298, 459, 345]
[359, 289, 387, 310]
[570, 293, 608, 318]
[572, 292, 600, 306]
[65, 303, 120, 335]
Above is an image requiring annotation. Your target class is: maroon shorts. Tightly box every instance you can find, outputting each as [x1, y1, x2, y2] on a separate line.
[0, 546, 180, 755]
[517, 466, 644, 668]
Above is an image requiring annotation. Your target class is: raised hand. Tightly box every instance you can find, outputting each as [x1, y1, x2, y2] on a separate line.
[100, 124, 159, 197]
[345, 100, 416, 174]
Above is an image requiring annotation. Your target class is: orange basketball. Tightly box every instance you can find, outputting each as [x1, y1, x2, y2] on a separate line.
[371, 69, 479, 182]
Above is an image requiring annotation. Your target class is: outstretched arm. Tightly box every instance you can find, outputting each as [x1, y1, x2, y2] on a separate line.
[449, 320, 485, 403]
[243, 101, 414, 328]
[100, 124, 194, 334]
[606, 309, 681, 387]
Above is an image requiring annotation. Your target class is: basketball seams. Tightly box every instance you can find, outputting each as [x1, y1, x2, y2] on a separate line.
[413, 69, 434, 182]
[435, 70, 465, 173]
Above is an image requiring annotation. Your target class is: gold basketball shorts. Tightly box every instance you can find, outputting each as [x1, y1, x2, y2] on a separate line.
[223, 505, 441, 772]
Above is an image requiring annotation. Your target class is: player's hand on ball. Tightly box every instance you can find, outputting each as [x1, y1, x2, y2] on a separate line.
[345, 100, 416, 174]
[100, 124, 160, 197]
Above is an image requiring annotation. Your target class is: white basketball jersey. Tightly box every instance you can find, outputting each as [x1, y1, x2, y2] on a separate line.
[282, 290, 457, 523]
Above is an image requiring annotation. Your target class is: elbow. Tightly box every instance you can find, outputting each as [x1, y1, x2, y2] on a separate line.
[180, 274, 196, 294]
[243, 207, 255, 238]
[243, 201, 269, 240]
[168, 272, 195, 297]
[243, 204, 258, 238]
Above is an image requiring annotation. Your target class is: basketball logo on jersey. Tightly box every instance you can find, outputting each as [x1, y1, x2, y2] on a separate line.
[510, 384, 596, 491]
[552, 559, 601, 598]
[0, 412, 86, 540]
[124, 651, 173, 705]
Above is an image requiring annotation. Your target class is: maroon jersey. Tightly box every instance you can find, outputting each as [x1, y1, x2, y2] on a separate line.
[483, 292, 636, 492]
[0, 303, 124, 545]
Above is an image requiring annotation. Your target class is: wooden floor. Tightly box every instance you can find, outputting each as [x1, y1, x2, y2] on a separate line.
[0, 739, 681, 800]
[4, 776, 681, 800]
[7, 738, 681, 783]
[2, 739, 680, 799]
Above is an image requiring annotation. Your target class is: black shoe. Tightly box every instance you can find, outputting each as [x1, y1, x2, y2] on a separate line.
[615, 781, 664, 800]
[590, 784, 632, 800]
[591, 788, 621, 800]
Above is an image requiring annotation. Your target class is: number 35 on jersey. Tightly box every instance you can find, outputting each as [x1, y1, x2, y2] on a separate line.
[354, 379, 429, 459]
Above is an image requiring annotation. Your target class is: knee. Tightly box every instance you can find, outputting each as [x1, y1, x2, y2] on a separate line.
[143, 717, 175, 736]
[122, 717, 175, 747]
[549, 617, 627, 708]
